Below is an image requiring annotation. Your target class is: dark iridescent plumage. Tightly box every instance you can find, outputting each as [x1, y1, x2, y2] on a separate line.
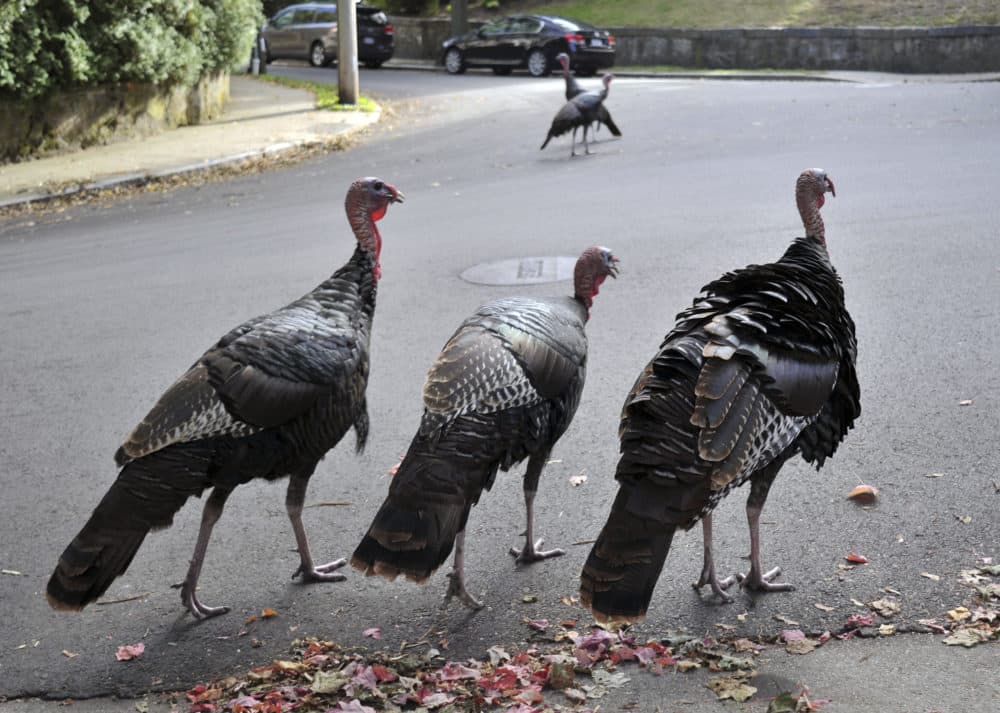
[556, 53, 621, 139]
[581, 170, 859, 623]
[541, 74, 615, 157]
[46, 178, 403, 618]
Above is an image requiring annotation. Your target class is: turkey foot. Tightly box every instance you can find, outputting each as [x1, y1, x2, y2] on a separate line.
[292, 557, 348, 583]
[442, 530, 483, 610]
[509, 538, 566, 564]
[173, 580, 230, 619]
[692, 516, 736, 602]
[736, 566, 795, 592]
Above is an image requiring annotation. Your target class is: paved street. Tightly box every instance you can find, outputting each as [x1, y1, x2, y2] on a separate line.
[1, 66, 998, 708]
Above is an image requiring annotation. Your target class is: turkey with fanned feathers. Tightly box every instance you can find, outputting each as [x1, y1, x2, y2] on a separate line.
[541, 74, 615, 157]
[47, 177, 403, 619]
[556, 53, 621, 140]
[580, 169, 860, 623]
[352, 246, 619, 608]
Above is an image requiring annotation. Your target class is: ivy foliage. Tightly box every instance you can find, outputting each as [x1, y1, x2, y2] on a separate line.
[0, 0, 263, 99]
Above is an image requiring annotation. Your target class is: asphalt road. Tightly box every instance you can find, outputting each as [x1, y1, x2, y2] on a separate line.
[1, 66, 998, 705]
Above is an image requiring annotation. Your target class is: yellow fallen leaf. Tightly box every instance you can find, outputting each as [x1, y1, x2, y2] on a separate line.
[879, 624, 895, 636]
[847, 484, 879, 504]
[814, 602, 836, 612]
[920, 572, 941, 582]
[62, 650, 79, 658]
[262, 608, 278, 618]
[947, 607, 971, 622]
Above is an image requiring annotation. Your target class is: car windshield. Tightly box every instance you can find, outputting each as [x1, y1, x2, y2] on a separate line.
[546, 17, 596, 32]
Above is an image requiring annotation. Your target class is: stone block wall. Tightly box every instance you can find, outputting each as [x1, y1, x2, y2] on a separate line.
[0, 72, 229, 164]
[390, 18, 1000, 73]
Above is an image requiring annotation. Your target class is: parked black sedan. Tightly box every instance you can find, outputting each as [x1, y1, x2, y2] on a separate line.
[441, 14, 615, 77]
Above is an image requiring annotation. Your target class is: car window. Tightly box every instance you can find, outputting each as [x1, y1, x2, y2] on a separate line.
[272, 9, 295, 28]
[291, 9, 316, 24]
[547, 17, 596, 32]
[314, 9, 337, 23]
[480, 19, 511, 36]
[520, 18, 543, 33]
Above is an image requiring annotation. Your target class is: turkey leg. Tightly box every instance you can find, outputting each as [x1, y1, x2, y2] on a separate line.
[444, 530, 482, 610]
[735, 461, 794, 592]
[287, 473, 347, 582]
[692, 514, 737, 601]
[173, 486, 232, 619]
[510, 451, 566, 564]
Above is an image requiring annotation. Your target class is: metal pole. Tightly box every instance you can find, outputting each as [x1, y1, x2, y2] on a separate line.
[338, 0, 359, 104]
[451, 0, 468, 37]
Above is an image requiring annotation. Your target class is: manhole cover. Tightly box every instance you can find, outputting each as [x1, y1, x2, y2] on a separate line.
[460, 256, 578, 286]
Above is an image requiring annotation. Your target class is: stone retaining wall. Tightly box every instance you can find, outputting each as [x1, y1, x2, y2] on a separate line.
[0, 72, 229, 164]
[391, 18, 1000, 73]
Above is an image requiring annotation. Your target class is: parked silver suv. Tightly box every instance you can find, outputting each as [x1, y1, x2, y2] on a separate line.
[261, 2, 395, 68]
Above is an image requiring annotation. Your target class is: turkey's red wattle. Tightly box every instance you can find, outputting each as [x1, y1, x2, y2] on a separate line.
[371, 204, 388, 222]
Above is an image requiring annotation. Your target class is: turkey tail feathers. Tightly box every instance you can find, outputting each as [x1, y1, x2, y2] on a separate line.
[47, 460, 201, 610]
[600, 108, 622, 137]
[580, 485, 676, 623]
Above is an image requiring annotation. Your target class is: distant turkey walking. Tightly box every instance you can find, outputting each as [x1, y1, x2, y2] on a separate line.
[352, 247, 620, 609]
[556, 53, 621, 140]
[47, 177, 404, 619]
[541, 73, 615, 157]
[580, 169, 860, 623]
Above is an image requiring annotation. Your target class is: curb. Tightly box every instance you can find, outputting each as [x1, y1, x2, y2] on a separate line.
[0, 111, 380, 212]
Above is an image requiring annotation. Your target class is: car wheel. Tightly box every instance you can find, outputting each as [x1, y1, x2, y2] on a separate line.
[309, 41, 328, 67]
[491, 67, 513, 76]
[527, 49, 550, 77]
[444, 47, 466, 74]
[363, 59, 383, 69]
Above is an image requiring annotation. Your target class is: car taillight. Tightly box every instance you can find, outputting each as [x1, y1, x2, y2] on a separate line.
[564, 33, 584, 44]
[608, 34, 615, 46]
[384, 23, 393, 35]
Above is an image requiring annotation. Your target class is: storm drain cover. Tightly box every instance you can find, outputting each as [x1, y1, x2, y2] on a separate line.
[460, 256, 577, 286]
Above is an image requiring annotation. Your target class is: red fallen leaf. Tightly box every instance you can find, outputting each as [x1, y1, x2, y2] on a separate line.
[371, 663, 397, 682]
[845, 613, 876, 628]
[845, 552, 869, 564]
[361, 626, 382, 639]
[524, 618, 549, 632]
[780, 629, 806, 642]
[846, 484, 878, 504]
[115, 642, 145, 661]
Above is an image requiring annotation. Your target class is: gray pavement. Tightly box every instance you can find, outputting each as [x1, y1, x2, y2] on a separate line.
[1, 65, 999, 712]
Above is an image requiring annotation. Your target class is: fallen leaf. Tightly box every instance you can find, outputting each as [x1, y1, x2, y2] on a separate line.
[869, 598, 901, 617]
[705, 675, 757, 703]
[814, 602, 836, 612]
[560, 594, 579, 606]
[675, 659, 701, 672]
[115, 643, 145, 661]
[845, 552, 869, 564]
[310, 669, 348, 694]
[261, 608, 278, 618]
[548, 660, 576, 689]
[1, 569, 24, 576]
[780, 629, 806, 642]
[943, 628, 991, 648]
[878, 624, 895, 636]
[487, 645, 510, 665]
[62, 650, 79, 658]
[947, 607, 971, 622]
[958, 399, 973, 406]
[362, 627, 382, 639]
[884, 586, 901, 595]
[563, 688, 587, 703]
[524, 618, 549, 632]
[785, 638, 820, 655]
[956, 515, 972, 525]
[569, 474, 587, 487]
[847, 484, 878, 504]
[592, 668, 630, 689]
[768, 691, 799, 713]
[918, 618, 948, 634]
[521, 594, 537, 603]
[920, 572, 941, 582]
[330, 700, 376, 713]
[773, 614, 799, 626]
[925, 472, 944, 478]
[851, 598, 866, 607]
[244, 614, 257, 625]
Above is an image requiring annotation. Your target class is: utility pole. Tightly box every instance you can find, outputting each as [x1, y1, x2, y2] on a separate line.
[338, 0, 359, 104]
[451, 0, 468, 37]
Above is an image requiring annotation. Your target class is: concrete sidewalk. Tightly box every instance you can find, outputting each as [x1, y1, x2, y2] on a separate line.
[0, 75, 380, 210]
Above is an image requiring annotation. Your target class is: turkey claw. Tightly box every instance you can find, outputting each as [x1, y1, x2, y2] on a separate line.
[292, 557, 348, 583]
[693, 569, 737, 603]
[172, 581, 230, 620]
[509, 539, 566, 565]
[736, 566, 795, 593]
[444, 571, 483, 610]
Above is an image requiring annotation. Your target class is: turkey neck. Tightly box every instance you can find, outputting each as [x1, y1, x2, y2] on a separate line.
[796, 186, 826, 247]
[574, 272, 605, 321]
[347, 204, 383, 279]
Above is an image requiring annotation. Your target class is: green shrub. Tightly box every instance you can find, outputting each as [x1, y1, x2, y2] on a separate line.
[381, 0, 440, 16]
[0, 0, 262, 99]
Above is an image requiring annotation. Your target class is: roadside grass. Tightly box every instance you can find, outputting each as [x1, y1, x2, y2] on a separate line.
[254, 74, 379, 112]
[498, 0, 999, 27]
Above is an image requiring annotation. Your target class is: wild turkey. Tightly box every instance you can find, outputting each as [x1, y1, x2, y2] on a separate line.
[46, 177, 404, 619]
[580, 169, 860, 623]
[352, 246, 620, 609]
[556, 53, 621, 140]
[541, 74, 614, 157]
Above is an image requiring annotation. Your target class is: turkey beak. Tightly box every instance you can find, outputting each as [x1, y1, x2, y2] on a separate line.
[608, 256, 620, 278]
[825, 177, 836, 197]
[388, 185, 405, 204]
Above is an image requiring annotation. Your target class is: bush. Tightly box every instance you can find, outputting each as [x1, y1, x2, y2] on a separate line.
[380, 0, 440, 16]
[0, 0, 262, 99]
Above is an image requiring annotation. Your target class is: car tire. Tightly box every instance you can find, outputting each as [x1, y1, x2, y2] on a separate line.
[309, 41, 329, 67]
[363, 59, 383, 69]
[444, 47, 466, 74]
[491, 67, 513, 76]
[527, 49, 550, 77]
